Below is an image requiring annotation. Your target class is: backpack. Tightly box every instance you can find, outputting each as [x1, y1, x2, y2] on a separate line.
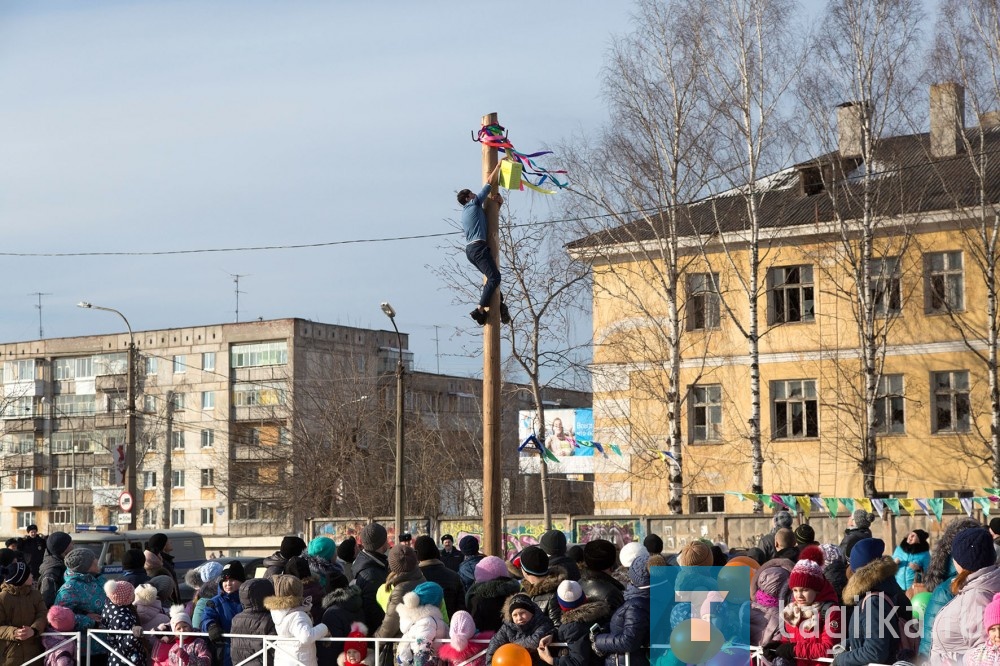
[863, 591, 919, 662]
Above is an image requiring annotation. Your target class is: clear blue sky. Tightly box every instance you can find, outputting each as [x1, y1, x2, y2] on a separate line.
[0, 1, 631, 377]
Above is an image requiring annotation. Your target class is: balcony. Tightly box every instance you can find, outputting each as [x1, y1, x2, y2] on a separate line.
[231, 405, 289, 422]
[95, 374, 126, 392]
[3, 379, 45, 397]
[1, 417, 43, 432]
[2, 490, 46, 507]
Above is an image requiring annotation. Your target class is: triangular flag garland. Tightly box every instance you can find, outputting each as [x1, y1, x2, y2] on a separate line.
[518, 435, 625, 461]
[727, 491, 1000, 520]
[518, 434, 560, 463]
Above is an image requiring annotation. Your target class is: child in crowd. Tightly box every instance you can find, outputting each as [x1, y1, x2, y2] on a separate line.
[965, 592, 1000, 666]
[201, 560, 246, 666]
[538, 580, 612, 666]
[339, 622, 374, 666]
[438, 610, 493, 666]
[0, 561, 47, 666]
[166, 605, 213, 666]
[265, 573, 330, 666]
[101, 580, 147, 666]
[43, 605, 78, 666]
[484, 593, 554, 665]
[135, 582, 170, 653]
[230, 578, 277, 666]
[765, 547, 841, 666]
[397, 581, 448, 666]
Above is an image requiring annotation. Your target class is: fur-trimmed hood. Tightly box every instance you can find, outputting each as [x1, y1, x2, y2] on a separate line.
[519, 566, 566, 596]
[322, 584, 363, 611]
[842, 556, 898, 605]
[264, 594, 305, 611]
[397, 592, 446, 633]
[559, 600, 611, 626]
[469, 576, 520, 600]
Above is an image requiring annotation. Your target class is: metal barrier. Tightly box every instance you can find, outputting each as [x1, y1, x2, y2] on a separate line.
[28, 632, 80, 666]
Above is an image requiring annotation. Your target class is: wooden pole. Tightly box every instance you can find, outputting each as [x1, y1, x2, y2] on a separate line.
[481, 112, 503, 556]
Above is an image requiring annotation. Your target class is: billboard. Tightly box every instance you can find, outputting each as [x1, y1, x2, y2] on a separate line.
[518, 408, 597, 474]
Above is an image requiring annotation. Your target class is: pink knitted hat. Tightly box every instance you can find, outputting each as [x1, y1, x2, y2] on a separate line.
[474, 556, 509, 583]
[47, 605, 76, 632]
[104, 579, 136, 606]
[984, 592, 1000, 631]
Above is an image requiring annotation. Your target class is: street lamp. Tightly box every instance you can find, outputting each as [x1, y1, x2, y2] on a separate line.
[78, 301, 137, 530]
[381, 302, 405, 540]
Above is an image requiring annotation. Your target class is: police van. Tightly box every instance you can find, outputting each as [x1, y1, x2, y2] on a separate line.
[69, 526, 206, 581]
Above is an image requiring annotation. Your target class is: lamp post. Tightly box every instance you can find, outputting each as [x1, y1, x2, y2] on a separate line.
[78, 301, 136, 530]
[380, 302, 405, 540]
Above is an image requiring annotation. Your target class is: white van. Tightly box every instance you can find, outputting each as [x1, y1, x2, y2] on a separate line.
[69, 528, 206, 581]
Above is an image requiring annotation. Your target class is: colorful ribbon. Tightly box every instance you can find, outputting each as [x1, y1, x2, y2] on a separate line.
[475, 123, 569, 194]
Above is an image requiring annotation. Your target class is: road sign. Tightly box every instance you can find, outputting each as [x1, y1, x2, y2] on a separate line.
[118, 491, 133, 513]
[117, 512, 132, 524]
[215, 506, 225, 516]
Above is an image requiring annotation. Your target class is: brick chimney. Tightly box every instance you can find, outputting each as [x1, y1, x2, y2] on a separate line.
[930, 82, 965, 158]
[837, 102, 867, 158]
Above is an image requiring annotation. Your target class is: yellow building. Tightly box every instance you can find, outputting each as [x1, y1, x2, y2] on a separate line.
[571, 83, 1000, 515]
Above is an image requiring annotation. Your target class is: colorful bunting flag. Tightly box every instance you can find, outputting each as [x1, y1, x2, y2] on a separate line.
[899, 498, 917, 516]
[796, 496, 812, 520]
[985, 488, 1000, 496]
[927, 498, 944, 523]
[975, 497, 992, 517]
[916, 498, 931, 517]
[871, 498, 885, 518]
[960, 497, 974, 517]
[883, 498, 900, 516]
[609, 444, 622, 456]
[760, 495, 776, 509]
[780, 495, 798, 515]
[943, 498, 963, 513]
[841, 498, 855, 514]
[823, 497, 840, 518]
[856, 498, 873, 513]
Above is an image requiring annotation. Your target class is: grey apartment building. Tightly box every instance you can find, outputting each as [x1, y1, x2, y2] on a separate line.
[0, 318, 590, 540]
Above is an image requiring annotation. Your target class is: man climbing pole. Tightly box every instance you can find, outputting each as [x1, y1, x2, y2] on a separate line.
[457, 160, 511, 326]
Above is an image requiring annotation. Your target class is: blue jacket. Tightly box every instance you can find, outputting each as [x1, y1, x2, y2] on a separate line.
[891, 544, 930, 591]
[461, 184, 491, 243]
[593, 585, 650, 666]
[53, 571, 107, 630]
[458, 554, 485, 592]
[920, 572, 955, 656]
[201, 588, 243, 666]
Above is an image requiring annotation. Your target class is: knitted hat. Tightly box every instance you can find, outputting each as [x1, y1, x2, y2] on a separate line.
[337, 536, 358, 563]
[475, 555, 509, 583]
[913, 529, 930, 544]
[643, 534, 664, 555]
[508, 593, 536, 617]
[583, 539, 617, 571]
[539, 530, 568, 556]
[413, 535, 440, 562]
[134, 583, 159, 605]
[459, 535, 480, 556]
[629, 553, 654, 587]
[284, 556, 310, 579]
[361, 523, 388, 552]
[448, 611, 476, 651]
[952, 528, 996, 572]
[984, 593, 1000, 631]
[388, 545, 418, 574]
[619, 542, 648, 569]
[280, 536, 307, 559]
[148, 533, 169, 553]
[271, 573, 304, 599]
[64, 547, 97, 573]
[198, 560, 223, 583]
[122, 549, 145, 570]
[567, 545, 584, 563]
[679, 541, 713, 567]
[169, 604, 192, 630]
[412, 581, 444, 607]
[47, 605, 76, 632]
[148, 575, 175, 600]
[820, 543, 844, 566]
[852, 510, 875, 530]
[399, 532, 412, 544]
[990, 518, 1000, 535]
[788, 546, 826, 591]
[104, 579, 136, 606]
[794, 524, 816, 546]
[307, 536, 337, 562]
[2, 561, 29, 586]
[519, 546, 550, 576]
[220, 560, 246, 582]
[344, 621, 369, 661]
[557, 580, 586, 611]
[0, 550, 13, 569]
[849, 538, 885, 572]
[773, 510, 793, 529]
[47, 532, 72, 557]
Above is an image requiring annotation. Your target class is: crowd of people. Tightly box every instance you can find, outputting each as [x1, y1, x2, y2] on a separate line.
[2, 513, 1000, 666]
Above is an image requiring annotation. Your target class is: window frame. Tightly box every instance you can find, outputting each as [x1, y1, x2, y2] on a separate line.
[172, 355, 186, 374]
[925, 251, 964, 313]
[686, 272, 721, 331]
[689, 384, 723, 443]
[932, 370, 971, 433]
[171, 470, 185, 488]
[771, 379, 820, 439]
[202, 352, 216, 372]
[874, 374, 905, 434]
[768, 265, 815, 324]
[870, 257, 902, 317]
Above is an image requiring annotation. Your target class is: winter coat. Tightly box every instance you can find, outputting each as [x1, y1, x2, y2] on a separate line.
[0, 582, 46, 666]
[352, 549, 389, 632]
[101, 601, 147, 666]
[302, 577, 325, 624]
[22, 534, 46, 578]
[396, 592, 449, 666]
[758, 531, 779, 562]
[920, 572, 956, 657]
[230, 579, 277, 666]
[546, 600, 611, 666]
[838, 527, 873, 559]
[305, 555, 346, 590]
[122, 567, 152, 589]
[931, 564, 1000, 665]
[191, 579, 219, 631]
[145, 550, 180, 602]
[265, 596, 330, 666]
[484, 597, 556, 666]
[262, 551, 290, 579]
[749, 558, 794, 646]
[136, 598, 170, 654]
[167, 637, 212, 666]
[521, 567, 567, 628]
[892, 542, 931, 592]
[54, 570, 106, 630]
[201, 588, 243, 666]
[439, 548, 463, 574]
[374, 567, 426, 638]
[833, 556, 909, 666]
[824, 560, 849, 603]
[42, 631, 76, 666]
[579, 569, 626, 614]
[419, 559, 466, 618]
[592, 584, 650, 666]
[459, 555, 486, 592]
[319, 585, 366, 664]
[39, 551, 68, 607]
[775, 580, 841, 666]
[466, 577, 521, 633]
[549, 556, 581, 583]
[438, 629, 495, 666]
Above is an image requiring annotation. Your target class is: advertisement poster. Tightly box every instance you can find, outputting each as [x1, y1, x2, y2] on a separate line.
[518, 408, 596, 474]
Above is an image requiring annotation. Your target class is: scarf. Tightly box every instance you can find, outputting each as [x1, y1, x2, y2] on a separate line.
[782, 602, 822, 633]
[898, 539, 930, 555]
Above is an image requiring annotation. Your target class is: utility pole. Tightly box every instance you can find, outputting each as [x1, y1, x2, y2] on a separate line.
[481, 112, 502, 556]
[29, 292, 51, 338]
[162, 391, 174, 529]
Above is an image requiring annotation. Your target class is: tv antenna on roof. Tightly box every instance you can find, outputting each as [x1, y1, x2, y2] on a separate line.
[29, 292, 52, 338]
[227, 273, 250, 322]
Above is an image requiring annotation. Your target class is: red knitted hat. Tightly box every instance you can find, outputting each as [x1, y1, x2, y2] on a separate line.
[344, 621, 369, 663]
[788, 545, 826, 591]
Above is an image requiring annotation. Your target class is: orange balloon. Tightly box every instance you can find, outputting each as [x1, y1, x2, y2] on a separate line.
[726, 556, 761, 573]
[493, 643, 532, 666]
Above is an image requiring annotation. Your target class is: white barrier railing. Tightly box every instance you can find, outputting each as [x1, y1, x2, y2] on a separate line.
[26, 632, 80, 666]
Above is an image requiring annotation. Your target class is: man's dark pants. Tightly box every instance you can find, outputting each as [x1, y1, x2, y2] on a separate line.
[466, 240, 501, 308]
